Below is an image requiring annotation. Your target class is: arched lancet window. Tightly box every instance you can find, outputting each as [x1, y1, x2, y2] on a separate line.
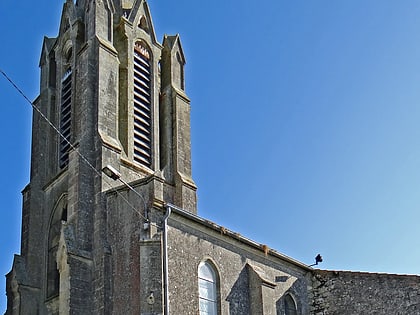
[47, 198, 68, 298]
[59, 45, 73, 169]
[49, 55, 56, 88]
[284, 293, 297, 315]
[133, 41, 152, 168]
[59, 67, 72, 169]
[198, 261, 219, 315]
[176, 52, 185, 90]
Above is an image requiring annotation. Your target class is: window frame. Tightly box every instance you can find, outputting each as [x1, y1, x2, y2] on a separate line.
[46, 197, 68, 300]
[198, 260, 220, 315]
[284, 293, 298, 315]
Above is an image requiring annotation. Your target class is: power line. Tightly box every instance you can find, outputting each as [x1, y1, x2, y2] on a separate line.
[0, 68, 149, 222]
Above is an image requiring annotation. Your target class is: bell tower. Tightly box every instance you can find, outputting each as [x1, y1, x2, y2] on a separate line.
[6, 0, 196, 313]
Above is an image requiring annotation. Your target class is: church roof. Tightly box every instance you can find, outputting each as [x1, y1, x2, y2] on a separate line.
[167, 203, 313, 272]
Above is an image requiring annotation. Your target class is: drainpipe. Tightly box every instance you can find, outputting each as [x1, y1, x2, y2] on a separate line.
[162, 204, 171, 315]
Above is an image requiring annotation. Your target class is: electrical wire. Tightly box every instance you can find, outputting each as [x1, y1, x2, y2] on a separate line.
[0, 68, 149, 222]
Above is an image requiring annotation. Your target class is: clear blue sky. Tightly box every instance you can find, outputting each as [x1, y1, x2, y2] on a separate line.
[2, 0, 420, 311]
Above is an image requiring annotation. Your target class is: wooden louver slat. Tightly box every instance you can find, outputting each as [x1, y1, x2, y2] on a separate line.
[59, 70, 72, 168]
[133, 44, 152, 167]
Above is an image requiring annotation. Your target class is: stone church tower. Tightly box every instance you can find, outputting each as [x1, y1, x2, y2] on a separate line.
[6, 0, 197, 313]
[9, 0, 420, 314]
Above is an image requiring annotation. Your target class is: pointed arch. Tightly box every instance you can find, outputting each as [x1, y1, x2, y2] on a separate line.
[129, 0, 159, 45]
[46, 195, 68, 298]
[103, 0, 116, 41]
[176, 52, 185, 90]
[198, 260, 220, 315]
[162, 34, 186, 91]
[284, 293, 298, 315]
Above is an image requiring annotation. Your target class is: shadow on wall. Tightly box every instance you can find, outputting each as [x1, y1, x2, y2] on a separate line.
[226, 264, 301, 315]
[226, 267, 250, 315]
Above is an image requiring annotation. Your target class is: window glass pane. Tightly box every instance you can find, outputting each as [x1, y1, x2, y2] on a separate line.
[199, 298, 216, 315]
[199, 299, 208, 313]
[285, 294, 297, 315]
[198, 262, 218, 315]
[199, 279, 216, 301]
[199, 263, 215, 281]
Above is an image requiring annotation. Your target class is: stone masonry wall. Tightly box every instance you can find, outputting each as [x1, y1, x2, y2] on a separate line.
[167, 212, 311, 315]
[311, 270, 420, 315]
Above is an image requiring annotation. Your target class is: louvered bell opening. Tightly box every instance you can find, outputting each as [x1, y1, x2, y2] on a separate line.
[59, 71, 72, 169]
[133, 46, 152, 168]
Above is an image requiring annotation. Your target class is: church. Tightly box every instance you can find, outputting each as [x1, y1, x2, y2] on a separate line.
[5, 0, 420, 314]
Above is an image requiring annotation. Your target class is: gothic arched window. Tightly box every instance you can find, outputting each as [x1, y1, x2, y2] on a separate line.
[176, 52, 185, 90]
[47, 198, 68, 298]
[59, 42, 73, 169]
[284, 293, 297, 315]
[198, 261, 219, 315]
[133, 41, 152, 168]
[59, 67, 72, 169]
